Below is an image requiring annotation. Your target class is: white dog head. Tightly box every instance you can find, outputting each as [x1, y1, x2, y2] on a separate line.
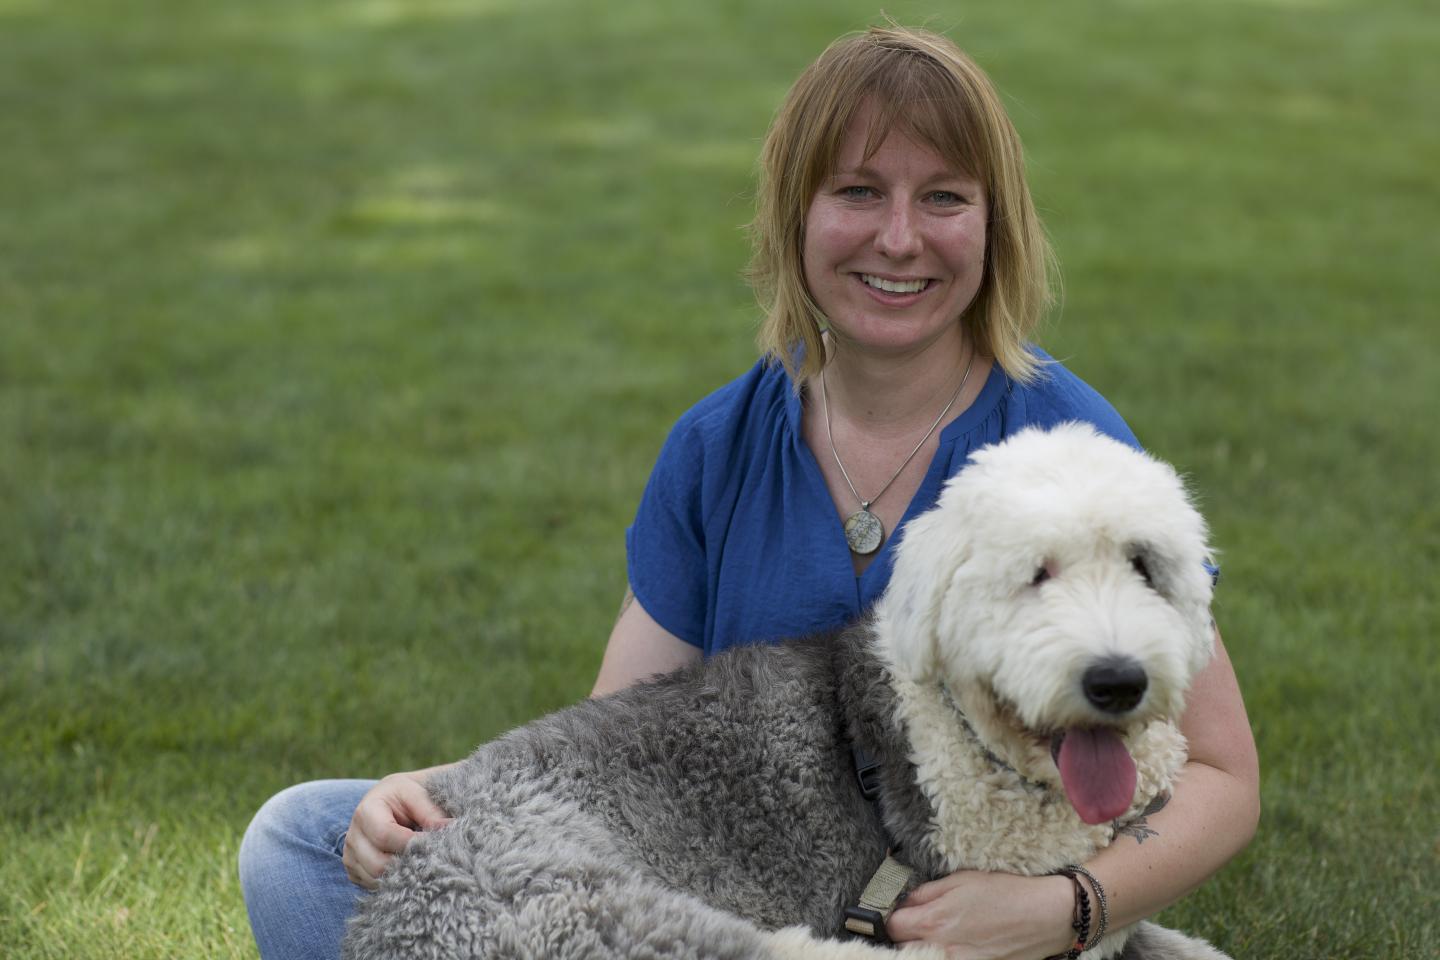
[874, 424, 1216, 825]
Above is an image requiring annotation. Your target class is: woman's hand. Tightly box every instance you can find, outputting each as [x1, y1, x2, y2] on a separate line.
[886, 870, 1074, 960]
[342, 767, 456, 889]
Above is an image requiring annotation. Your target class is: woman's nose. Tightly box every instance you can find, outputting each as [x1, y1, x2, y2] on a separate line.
[874, 201, 923, 259]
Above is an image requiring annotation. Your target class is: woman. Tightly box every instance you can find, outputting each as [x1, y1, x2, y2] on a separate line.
[241, 25, 1259, 960]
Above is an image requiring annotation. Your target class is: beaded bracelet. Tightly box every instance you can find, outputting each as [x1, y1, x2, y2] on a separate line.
[1042, 867, 1093, 960]
[1066, 864, 1109, 947]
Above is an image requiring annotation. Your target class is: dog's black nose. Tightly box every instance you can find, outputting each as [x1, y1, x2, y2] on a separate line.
[1082, 658, 1148, 714]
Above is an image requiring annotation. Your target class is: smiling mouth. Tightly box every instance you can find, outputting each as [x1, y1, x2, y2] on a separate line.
[858, 273, 931, 295]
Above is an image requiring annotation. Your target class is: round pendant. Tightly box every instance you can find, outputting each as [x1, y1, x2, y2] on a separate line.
[843, 509, 884, 555]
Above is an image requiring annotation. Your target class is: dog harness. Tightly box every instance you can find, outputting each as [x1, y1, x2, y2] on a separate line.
[843, 747, 915, 943]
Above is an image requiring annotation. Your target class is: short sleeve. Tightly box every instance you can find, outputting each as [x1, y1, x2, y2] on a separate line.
[1014, 357, 1141, 451]
[625, 419, 708, 647]
[1203, 557, 1221, 589]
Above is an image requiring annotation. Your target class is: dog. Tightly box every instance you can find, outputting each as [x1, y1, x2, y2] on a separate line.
[343, 423, 1231, 960]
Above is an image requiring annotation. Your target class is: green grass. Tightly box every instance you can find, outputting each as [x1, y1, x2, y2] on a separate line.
[1, 0, 1436, 956]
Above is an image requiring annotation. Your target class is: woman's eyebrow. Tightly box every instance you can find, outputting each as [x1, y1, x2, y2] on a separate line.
[829, 163, 878, 178]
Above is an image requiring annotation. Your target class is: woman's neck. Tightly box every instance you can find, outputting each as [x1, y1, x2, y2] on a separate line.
[819, 328, 975, 433]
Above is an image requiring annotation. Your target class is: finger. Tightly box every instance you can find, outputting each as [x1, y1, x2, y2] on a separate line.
[891, 880, 977, 946]
[883, 901, 937, 944]
[387, 779, 454, 832]
[342, 832, 385, 890]
[353, 791, 429, 856]
[368, 816, 422, 856]
[897, 875, 959, 907]
[352, 827, 392, 882]
[344, 856, 378, 890]
[350, 795, 413, 856]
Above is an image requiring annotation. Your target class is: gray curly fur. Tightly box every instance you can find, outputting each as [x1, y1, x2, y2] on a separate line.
[344, 626, 905, 959]
[344, 622, 1219, 959]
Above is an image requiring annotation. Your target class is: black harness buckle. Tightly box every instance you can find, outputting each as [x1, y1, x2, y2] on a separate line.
[852, 746, 883, 802]
[843, 905, 891, 943]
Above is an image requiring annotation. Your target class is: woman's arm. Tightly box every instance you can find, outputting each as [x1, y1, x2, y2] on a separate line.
[591, 587, 703, 697]
[886, 627, 1260, 959]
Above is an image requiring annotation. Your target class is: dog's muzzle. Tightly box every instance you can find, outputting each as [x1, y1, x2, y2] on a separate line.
[1081, 656, 1148, 714]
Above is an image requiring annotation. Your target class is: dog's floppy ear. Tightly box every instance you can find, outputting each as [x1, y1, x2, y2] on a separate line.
[874, 496, 973, 681]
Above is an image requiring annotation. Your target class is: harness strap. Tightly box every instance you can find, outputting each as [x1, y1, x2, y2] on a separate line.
[843, 854, 914, 941]
[844, 745, 915, 943]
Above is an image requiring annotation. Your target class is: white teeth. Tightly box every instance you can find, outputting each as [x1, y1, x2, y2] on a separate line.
[861, 274, 927, 294]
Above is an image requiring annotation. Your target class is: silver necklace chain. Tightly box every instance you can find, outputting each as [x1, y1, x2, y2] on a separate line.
[820, 347, 975, 555]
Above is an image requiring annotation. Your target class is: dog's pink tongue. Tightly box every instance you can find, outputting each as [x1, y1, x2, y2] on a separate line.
[1057, 728, 1137, 825]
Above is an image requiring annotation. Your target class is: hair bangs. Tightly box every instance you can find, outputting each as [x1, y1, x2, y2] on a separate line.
[856, 54, 988, 187]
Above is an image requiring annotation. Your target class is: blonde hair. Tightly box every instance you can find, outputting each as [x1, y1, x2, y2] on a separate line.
[749, 25, 1056, 384]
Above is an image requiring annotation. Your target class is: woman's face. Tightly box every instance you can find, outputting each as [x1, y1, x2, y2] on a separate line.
[803, 103, 988, 362]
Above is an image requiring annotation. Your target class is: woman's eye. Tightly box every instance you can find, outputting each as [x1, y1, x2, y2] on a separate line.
[929, 190, 965, 206]
[839, 185, 875, 200]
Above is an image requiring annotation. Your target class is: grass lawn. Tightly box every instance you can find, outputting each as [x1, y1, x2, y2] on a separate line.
[1, 0, 1435, 956]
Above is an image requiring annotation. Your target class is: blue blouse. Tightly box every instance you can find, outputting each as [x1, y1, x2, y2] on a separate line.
[626, 351, 1138, 657]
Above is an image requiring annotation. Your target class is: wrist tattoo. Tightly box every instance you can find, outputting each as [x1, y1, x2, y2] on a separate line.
[1114, 791, 1169, 844]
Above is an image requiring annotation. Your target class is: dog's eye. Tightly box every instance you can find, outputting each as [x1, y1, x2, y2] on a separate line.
[1031, 566, 1050, 586]
[1131, 555, 1154, 587]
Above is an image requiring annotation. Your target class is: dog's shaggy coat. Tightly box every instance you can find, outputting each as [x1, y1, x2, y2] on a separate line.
[344, 425, 1233, 960]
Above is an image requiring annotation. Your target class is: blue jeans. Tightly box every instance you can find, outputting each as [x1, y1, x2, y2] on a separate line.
[239, 779, 377, 960]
